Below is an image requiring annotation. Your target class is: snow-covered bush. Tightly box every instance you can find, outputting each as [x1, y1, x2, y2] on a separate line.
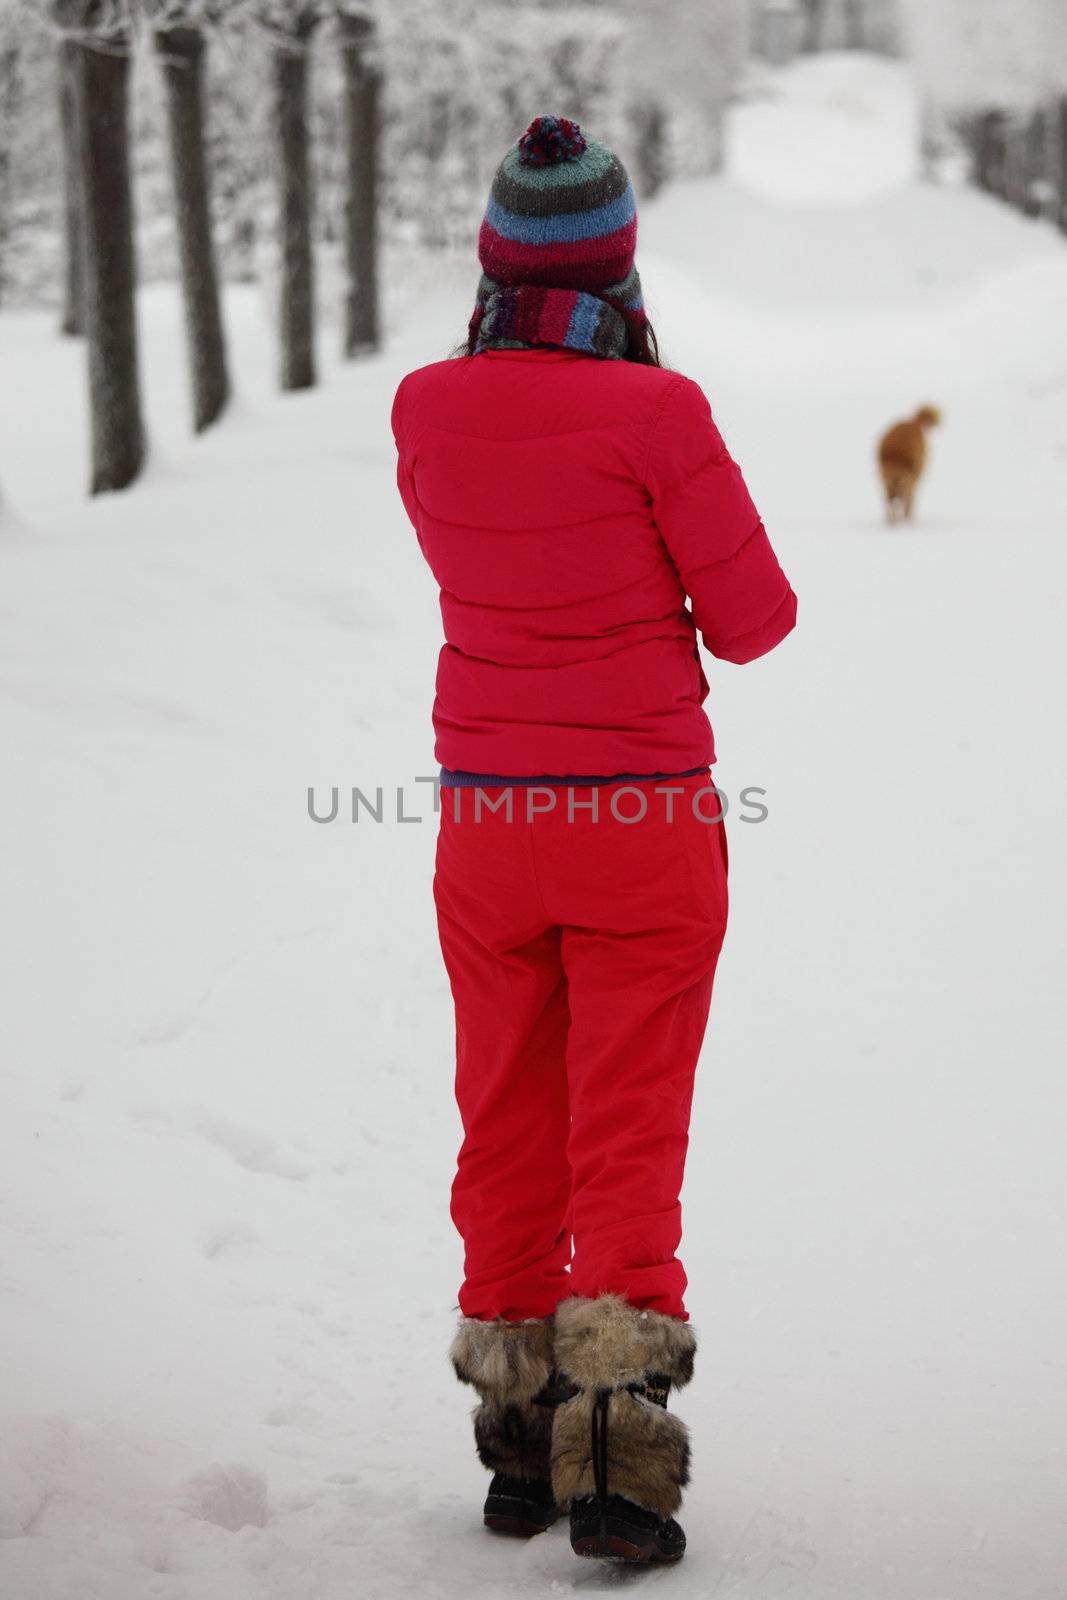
[0, 0, 746, 307]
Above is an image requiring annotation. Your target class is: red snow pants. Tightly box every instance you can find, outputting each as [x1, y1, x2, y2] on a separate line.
[434, 774, 728, 1324]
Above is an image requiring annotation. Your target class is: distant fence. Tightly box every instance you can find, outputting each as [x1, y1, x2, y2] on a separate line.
[959, 102, 1067, 234]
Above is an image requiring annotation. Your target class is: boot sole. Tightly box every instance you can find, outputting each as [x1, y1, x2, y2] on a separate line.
[575, 1510, 684, 1561]
[572, 1529, 684, 1564]
[484, 1511, 557, 1537]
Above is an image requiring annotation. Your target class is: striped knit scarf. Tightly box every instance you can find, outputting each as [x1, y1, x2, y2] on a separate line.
[470, 266, 643, 361]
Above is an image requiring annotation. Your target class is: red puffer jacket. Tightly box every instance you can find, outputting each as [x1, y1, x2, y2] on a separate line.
[391, 348, 796, 775]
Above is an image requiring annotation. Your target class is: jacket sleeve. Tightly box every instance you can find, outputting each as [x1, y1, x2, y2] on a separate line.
[390, 378, 421, 535]
[645, 375, 797, 664]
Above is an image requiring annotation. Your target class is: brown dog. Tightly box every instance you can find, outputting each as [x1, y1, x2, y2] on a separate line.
[878, 405, 941, 524]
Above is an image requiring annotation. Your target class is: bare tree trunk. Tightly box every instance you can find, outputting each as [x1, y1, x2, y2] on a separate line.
[419, 89, 451, 249]
[706, 102, 727, 175]
[1036, 100, 1058, 222]
[1003, 117, 1028, 212]
[1017, 106, 1036, 217]
[975, 108, 1008, 197]
[800, 0, 826, 52]
[918, 104, 942, 183]
[630, 98, 667, 199]
[339, 10, 380, 357]
[763, 2, 800, 68]
[1059, 98, 1067, 236]
[155, 24, 229, 431]
[842, 0, 866, 49]
[75, 14, 145, 493]
[1019, 105, 1049, 220]
[271, 9, 319, 391]
[0, 44, 20, 310]
[57, 29, 86, 335]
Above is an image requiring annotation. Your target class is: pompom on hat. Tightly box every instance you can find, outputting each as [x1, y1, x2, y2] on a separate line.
[517, 114, 587, 166]
[470, 115, 646, 361]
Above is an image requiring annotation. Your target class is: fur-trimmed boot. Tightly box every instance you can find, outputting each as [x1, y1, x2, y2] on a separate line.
[551, 1294, 696, 1564]
[450, 1316, 560, 1536]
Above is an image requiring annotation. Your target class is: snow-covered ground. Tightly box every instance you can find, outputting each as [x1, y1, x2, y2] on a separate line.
[2, 55, 1066, 1600]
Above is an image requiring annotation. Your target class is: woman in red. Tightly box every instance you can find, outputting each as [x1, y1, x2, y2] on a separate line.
[392, 116, 796, 1565]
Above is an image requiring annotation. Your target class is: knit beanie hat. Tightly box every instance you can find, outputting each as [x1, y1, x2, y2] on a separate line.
[469, 116, 646, 360]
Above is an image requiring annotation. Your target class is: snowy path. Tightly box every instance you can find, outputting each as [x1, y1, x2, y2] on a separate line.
[3, 59, 1067, 1600]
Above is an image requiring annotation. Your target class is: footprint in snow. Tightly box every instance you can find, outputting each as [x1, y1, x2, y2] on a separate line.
[190, 1110, 314, 1181]
[181, 1463, 271, 1532]
[713, 1507, 819, 1593]
[200, 1220, 261, 1260]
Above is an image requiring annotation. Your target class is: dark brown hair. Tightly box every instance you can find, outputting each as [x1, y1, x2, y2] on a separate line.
[620, 310, 663, 367]
[454, 306, 664, 367]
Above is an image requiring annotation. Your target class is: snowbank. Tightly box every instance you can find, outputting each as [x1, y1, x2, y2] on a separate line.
[730, 54, 921, 205]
